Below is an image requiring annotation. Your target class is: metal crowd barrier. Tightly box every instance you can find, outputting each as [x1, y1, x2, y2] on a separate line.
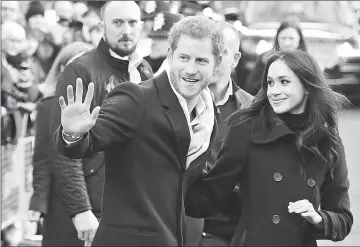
[1, 136, 40, 246]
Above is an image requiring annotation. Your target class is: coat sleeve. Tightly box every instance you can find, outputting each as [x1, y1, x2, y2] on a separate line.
[50, 63, 93, 217]
[29, 100, 52, 214]
[54, 81, 145, 159]
[312, 141, 353, 241]
[185, 123, 249, 218]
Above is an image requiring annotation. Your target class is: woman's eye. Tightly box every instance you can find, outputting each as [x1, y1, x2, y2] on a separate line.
[267, 80, 274, 86]
[281, 79, 290, 85]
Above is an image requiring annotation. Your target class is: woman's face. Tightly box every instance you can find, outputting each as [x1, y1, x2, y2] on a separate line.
[277, 27, 301, 51]
[266, 59, 308, 114]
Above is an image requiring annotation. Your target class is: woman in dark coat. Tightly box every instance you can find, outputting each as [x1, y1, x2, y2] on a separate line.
[245, 19, 308, 96]
[186, 50, 353, 246]
[28, 42, 94, 246]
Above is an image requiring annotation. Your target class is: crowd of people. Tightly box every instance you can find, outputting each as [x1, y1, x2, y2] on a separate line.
[1, 0, 103, 146]
[1, 1, 355, 247]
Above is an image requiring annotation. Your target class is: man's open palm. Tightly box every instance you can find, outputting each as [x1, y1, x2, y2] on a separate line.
[59, 78, 100, 135]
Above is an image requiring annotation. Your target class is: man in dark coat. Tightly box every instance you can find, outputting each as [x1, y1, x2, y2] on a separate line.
[53, 16, 225, 246]
[49, 1, 153, 245]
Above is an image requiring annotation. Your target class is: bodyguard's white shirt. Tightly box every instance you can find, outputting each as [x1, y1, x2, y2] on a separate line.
[107, 49, 142, 92]
[215, 80, 233, 107]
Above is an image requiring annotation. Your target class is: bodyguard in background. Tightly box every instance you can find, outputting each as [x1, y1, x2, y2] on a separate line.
[49, 1, 153, 244]
[200, 21, 253, 246]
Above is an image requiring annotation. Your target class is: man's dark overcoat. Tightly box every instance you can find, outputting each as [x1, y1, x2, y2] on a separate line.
[54, 71, 217, 246]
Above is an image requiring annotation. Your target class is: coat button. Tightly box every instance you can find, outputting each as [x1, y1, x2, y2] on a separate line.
[272, 215, 280, 224]
[307, 178, 316, 187]
[202, 232, 207, 237]
[333, 232, 338, 239]
[90, 169, 94, 173]
[273, 172, 282, 182]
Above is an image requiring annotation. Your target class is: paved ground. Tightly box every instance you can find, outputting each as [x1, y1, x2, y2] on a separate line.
[318, 106, 360, 246]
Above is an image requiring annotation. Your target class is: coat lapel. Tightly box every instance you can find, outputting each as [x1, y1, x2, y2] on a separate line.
[251, 106, 295, 144]
[155, 71, 190, 170]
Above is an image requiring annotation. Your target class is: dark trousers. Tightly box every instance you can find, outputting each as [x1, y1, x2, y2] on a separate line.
[199, 232, 229, 247]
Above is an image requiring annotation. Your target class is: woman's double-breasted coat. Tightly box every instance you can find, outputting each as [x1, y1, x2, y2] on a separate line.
[186, 106, 353, 246]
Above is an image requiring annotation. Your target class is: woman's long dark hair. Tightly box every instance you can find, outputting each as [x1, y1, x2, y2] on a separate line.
[231, 50, 349, 177]
[273, 19, 308, 52]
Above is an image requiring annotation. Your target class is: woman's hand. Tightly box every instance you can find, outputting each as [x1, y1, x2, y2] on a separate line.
[288, 199, 324, 229]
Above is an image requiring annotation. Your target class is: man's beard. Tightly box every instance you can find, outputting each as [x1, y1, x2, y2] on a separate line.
[105, 34, 137, 57]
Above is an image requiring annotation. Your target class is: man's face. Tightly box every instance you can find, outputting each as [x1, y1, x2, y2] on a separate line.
[210, 28, 240, 86]
[103, 2, 143, 57]
[1, 1, 19, 23]
[2, 33, 26, 56]
[168, 34, 217, 100]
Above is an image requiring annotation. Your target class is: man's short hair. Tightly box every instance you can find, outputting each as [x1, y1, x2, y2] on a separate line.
[168, 16, 225, 61]
[216, 20, 241, 49]
[100, 1, 140, 21]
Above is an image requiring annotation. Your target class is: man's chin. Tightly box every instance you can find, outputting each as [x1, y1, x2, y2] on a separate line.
[113, 45, 137, 57]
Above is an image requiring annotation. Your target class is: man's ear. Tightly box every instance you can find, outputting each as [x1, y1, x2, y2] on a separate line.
[98, 20, 104, 29]
[232, 51, 241, 69]
[167, 48, 173, 61]
[214, 55, 223, 71]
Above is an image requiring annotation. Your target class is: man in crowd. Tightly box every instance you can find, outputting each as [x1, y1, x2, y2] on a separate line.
[49, 1, 153, 245]
[54, 15, 224, 246]
[1, 21, 40, 142]
[200, 21, 253, 246]
[25, 1, 59, 75]
[1, 1, 20, 24]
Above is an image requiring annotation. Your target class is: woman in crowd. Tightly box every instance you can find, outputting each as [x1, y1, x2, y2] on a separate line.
[28, 41, 94, 246]
[245, 19, 307, 95]
[186, 50, 353, 246]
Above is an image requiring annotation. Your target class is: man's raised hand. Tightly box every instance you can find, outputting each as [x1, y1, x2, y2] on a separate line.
[59, 78, 100, 135]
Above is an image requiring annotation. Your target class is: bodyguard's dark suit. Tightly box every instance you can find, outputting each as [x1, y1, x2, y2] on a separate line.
[54, 71, 217, 246]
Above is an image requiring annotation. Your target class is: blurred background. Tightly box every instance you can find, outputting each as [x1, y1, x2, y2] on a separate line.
[1, 1, 360, 246]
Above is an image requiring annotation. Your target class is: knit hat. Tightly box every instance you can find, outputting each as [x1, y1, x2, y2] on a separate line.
[25, 1, 45, 22]
[147, 12, 181, 39]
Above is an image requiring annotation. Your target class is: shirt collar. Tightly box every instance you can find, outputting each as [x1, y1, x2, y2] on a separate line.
[165, 67, 208, 120]
[215, 79, 234, 106]
[109, 49, 143, 68]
